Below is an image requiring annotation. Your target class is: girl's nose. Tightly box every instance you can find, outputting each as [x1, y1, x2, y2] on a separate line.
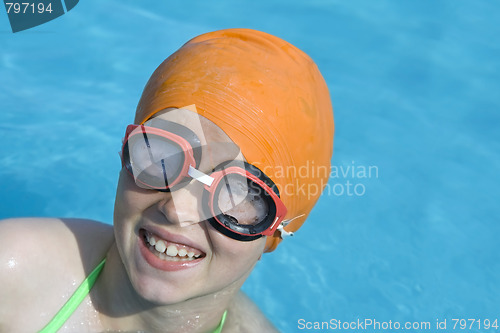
[157, 182, 208, 228]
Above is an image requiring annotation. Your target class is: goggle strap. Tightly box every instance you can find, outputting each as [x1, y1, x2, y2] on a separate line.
[277, 224, 294, 239]
[188, 165, 215, 186]
[277, 214, 305, 239]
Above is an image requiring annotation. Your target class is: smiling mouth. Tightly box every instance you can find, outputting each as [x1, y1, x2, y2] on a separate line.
[141, 230, 206, 262]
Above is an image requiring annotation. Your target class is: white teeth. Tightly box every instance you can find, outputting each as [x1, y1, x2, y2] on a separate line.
[166, 245, 178, 257]
[145, 232, 203, 261]
[155, 240, 166, 253]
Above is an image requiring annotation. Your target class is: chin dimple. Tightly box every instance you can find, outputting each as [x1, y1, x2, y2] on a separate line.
[144, 231, 204, 261]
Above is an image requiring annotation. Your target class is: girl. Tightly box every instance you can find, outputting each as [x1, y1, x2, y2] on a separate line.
[0, 28, 333, 332]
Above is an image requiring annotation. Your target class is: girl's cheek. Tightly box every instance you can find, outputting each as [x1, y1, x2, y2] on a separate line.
[209, 228, 266, 260]
[115, 169, 161, 215]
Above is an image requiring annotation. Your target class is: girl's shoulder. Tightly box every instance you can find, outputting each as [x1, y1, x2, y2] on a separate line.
[0, 217, 113, 332]
[0, 217, 113, 268]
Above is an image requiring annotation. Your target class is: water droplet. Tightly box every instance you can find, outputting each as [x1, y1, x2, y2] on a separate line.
[7, 258, 17, 268]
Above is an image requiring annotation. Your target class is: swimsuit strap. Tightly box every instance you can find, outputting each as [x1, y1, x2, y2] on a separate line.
[38, 258, 227, 333]
[39, 258, 106, 333]
[212, 310, 227, 333]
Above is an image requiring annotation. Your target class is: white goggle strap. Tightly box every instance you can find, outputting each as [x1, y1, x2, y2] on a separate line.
[188, 165, 215, 187]
[277, 214, 306, 239]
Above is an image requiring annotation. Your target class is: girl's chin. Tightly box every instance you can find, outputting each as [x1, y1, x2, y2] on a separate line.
[125, 240, 208, 304]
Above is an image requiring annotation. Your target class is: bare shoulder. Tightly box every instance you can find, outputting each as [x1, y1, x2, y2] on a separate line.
[224, 291, 279, 333]
[0, 217, 113, 263]
[0, 217, 114, 331]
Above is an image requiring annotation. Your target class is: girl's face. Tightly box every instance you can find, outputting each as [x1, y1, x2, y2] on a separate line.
[113, 108, 267, 304]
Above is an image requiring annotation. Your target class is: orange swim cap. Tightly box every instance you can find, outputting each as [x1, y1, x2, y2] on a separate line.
[135, 28, 334, 252]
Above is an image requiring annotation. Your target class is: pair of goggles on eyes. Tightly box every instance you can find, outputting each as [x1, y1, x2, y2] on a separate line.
[121, 119, 287, 241]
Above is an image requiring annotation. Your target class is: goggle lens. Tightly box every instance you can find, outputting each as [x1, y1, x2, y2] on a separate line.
[126, 134, 185, 189]
[215, 173, 270, 227]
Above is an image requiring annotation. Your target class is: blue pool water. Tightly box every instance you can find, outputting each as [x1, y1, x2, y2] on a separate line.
[1, 1, 499, 332]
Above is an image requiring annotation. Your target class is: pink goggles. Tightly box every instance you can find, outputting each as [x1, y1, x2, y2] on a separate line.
[121, 120, 287, 241]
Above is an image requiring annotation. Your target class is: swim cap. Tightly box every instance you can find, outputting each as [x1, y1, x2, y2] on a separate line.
[135, 28, 334, 252]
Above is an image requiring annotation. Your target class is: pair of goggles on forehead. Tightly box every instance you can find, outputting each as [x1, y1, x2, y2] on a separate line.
[121, 118, 287, 242]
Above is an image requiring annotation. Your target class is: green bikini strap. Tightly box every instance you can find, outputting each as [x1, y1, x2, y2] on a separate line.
[212, 310, 227, 333]
[39, 258, 106, 333]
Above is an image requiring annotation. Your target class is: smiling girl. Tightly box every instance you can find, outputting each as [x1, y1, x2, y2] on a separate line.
[0, 28, 334, 332]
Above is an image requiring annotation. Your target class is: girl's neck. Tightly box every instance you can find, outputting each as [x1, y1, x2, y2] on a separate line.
[92, 243, 233, 333]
